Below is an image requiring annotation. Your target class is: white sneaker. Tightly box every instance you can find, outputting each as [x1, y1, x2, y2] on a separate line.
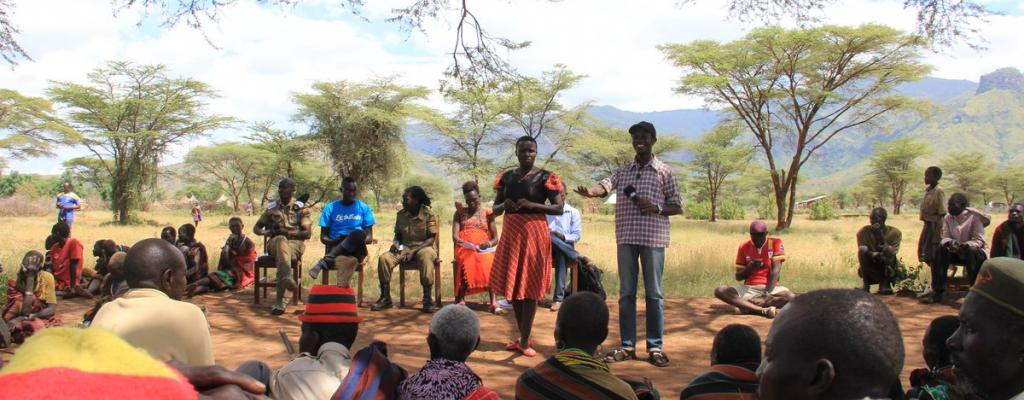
[497, 299, 513, 309]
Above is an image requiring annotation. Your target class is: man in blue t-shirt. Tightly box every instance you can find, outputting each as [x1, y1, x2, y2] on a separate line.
[310, 177, 375, 279]
[55, 181, 82, 227]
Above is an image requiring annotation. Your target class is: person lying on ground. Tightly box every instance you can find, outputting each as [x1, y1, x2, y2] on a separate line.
[857, 207, 904, 295]
[188, 217, 257, 297]
[990, 203, 1024, 259]
[714, 220, 794, 319]
[905, 315, 963, 400]
[945, 257, 1024, 400]
[679, 324, 760, 400]
[1, 251, 60, 347]
[91, 238, 215, 366]
[398, 304, 499, 400]
[271, 263, 362, 400]
[516, 291, 640, 400]
[757, 289, 905, 400]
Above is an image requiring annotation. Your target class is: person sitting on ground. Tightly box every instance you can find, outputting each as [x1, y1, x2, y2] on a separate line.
[0, 327, 269, 399]
[757, 289, 904, 400]
[990, 203, 1024, 259]
[905, 315, 962, 400]
[516, 291, 640, 400]
[857, 207, 904, 295]
[48, 221, 90, 298]
[254, 177, 312, 315]
[946, 257, 1024, 400]
[86, 239, 130, 295]
[398, 305, 499, 400]
[272, 260, 362, 400]
[714, 220, 794, 318]
[547, 187, 582, 312]
[925, 193, 990, 304]
[453, 181, 498, 311]
[679, 324, 760, 400]
[1, 251, 60, 348]
[310, 176, 374, 280]
[91, 238, 215, 365]
[187, 217, 257, 297]
[82, 251, 129, 326]
[372, 186, 440, 313]
[160, 226, 177, 244]
[175, 223, 209, 284]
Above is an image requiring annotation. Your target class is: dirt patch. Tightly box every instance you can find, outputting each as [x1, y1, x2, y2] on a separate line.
[6, 291, 960, 399]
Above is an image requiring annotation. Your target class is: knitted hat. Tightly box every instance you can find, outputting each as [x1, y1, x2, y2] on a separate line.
[0, 327, 198, 399]
[970, 257, 1024, 317]
[300, 284, 363, 324]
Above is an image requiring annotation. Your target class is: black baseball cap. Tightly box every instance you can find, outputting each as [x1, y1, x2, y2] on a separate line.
[628, 121, 656, 138]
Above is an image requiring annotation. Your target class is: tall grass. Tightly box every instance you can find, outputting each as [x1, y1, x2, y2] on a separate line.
[0, 209, 929, 302]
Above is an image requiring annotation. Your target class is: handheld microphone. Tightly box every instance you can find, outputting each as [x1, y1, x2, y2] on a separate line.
[623, 185, 638, 202]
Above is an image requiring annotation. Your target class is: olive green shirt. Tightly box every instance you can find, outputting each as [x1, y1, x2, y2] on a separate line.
[257, 198, 312, 249]
[857, 225, 902, 254]
[920, 186, 946, 223]
[394, 206, 439, 248]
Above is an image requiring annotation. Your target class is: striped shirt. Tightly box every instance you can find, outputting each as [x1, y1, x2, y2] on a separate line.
[599, 156, 681, 248]
[679, 363, 759, 400]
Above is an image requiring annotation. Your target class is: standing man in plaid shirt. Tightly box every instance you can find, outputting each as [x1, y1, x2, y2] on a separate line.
[575, 121, 682, 367]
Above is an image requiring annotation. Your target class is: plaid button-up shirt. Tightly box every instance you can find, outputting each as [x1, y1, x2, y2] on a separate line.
[599, 156, 681, 248]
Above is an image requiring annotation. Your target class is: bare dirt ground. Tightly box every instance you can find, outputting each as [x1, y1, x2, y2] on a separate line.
[5, 290, 961, 399]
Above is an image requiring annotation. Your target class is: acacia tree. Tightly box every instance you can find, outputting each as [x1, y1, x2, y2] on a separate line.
[565, 116, 685, 181]
[942, 151, 993, 204]
[0, 89, 77, 171]
[686, 123, 753, 222]
[867, 137, 929, 214]
[184, 142, 270, 211]
[47, 61, 233, 224]
[497, 65, 588, 171]
[245, 122, 317, 206]
[991, 166, 1024, 205]
[425, 78, 505, 182]
[292, 78, 433, 208]
[661, 24, 930, 228]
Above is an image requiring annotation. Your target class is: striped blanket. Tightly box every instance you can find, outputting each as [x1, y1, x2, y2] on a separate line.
[333, 341, 407, 400]
[515, 350, 639, 400]
[679, 363, 759, 400]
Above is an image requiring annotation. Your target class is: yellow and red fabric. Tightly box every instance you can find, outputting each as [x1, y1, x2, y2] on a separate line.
[0, 327, 198, 399]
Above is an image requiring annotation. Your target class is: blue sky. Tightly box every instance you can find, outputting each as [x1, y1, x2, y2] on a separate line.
[2, 0, 1022, 174]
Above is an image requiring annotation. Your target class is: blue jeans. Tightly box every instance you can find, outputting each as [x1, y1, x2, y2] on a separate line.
[550, 234, 579, 302]
[617, 244, 665, 352]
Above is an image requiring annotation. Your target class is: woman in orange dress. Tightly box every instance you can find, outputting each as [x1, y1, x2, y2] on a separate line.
[453, 181, 499, 311]
[490, 136, 564, 357]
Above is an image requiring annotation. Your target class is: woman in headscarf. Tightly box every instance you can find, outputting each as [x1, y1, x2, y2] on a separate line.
[490, 136, 564, 357]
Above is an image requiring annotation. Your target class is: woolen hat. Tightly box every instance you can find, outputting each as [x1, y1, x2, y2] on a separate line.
[300, 284, 363, 324]
[970, 257, 1024, 317]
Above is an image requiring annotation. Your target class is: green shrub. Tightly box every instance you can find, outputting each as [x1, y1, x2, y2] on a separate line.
[718, 200, 746, 220]
[686, 202, 711, 220]
[809, 200, 836, 220]
[686, 200, 746, 221]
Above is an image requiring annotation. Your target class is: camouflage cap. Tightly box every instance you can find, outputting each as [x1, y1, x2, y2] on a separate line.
[970, 257, 1024, 318]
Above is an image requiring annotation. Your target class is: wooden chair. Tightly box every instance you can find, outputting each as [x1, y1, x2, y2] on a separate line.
[319, 238, 378, 307]
[452, 244, 495, 309]
[568, 259, 580, 295]
[398, 231, 442, 308]
[947, 264, 972, 291]
[253, 236, 302, 305]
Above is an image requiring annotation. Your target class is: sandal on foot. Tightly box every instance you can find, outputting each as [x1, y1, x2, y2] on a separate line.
[603, 347, 638, 363]
[761, 306, 778, 319]
[648, 350, 670, 367]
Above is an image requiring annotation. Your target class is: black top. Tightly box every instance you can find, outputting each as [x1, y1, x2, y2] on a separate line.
[496, 168, 557, 214]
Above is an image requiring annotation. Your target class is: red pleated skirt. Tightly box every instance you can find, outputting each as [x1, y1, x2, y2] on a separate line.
[489, 213, 552, 300]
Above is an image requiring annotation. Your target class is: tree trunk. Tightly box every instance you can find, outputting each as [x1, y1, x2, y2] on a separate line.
[785, 179, 797, 228]
[710, 193, 718, 222]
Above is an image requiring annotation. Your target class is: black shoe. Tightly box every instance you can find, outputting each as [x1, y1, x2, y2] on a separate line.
[648, 350, 670, 367]
[371, 296, 393, 311]
[309, 259, 327, 279]
[270, 306, 286, 315]
[421, 286, 438, 313]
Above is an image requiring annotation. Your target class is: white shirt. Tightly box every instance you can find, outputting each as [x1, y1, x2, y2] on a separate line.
[271, 342, 352, 400]
[547, 202, 582, 243]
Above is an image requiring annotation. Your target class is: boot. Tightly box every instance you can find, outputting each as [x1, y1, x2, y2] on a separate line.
[371, 283, 393, 311]
[421, 285, 438, 313]
[309, 258, 328, 280]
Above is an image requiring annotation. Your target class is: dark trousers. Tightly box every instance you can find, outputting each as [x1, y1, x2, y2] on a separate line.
[931, 245, 987, 294]
[236, 359, 273, 396]
[319, 234, 366, 269]
[551, 234, 579, 302]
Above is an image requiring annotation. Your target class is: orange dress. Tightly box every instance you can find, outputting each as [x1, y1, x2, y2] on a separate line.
[455, 208, 496, 296]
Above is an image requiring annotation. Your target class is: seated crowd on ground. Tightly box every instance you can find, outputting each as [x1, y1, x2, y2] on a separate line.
[3, 157, 1024, 399]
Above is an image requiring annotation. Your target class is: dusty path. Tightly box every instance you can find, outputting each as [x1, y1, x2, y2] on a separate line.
[9, 291, 960, 399]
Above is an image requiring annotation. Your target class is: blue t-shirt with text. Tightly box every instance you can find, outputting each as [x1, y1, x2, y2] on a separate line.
[319, 199, 375, 238]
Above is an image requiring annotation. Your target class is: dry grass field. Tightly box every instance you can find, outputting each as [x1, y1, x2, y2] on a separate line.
[0, 207, 930, 301]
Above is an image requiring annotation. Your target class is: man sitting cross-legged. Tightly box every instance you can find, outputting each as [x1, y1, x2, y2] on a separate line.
[516, 291, 640, 400]
[679, 324, 760, 400]
[758, 289, 905, 400]
[398, 305, 499, 400]
[714, 220, 794, 318]
[271, 258, 362, 400]
[857, 207, 903, 294]
[91, 238, 215, 366]
[945, 257, 1024, 400]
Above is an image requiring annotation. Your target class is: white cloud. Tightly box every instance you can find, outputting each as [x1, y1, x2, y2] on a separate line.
[3, 0, 1021, 173]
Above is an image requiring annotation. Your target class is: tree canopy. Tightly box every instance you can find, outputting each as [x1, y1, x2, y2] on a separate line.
[866, 137, 929, 214]
[686, 123, 753, 222]
[0, 89, 77, 171]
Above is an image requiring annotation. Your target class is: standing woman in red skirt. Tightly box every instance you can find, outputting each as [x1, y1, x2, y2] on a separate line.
[490, 135, 564, 357]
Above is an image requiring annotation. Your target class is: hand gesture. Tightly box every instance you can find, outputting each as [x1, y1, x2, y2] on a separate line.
[574, 186, 593, 198]
[635, 197, 658, 214]
[478, 241, 491, 250]
[389, 244, 401, 254]
[400, 251, 414, 263]
[552, 231, 565, 241]
[515, 198, 534, 211]
[504, 199, 519, 212]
